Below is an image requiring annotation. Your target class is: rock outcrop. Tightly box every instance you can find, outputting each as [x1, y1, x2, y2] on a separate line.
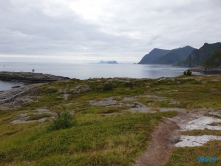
[0, 84, 40, 106]
[0, 71, 70, 83]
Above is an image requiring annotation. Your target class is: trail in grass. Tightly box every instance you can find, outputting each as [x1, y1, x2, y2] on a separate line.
[135, 118, 179, 166]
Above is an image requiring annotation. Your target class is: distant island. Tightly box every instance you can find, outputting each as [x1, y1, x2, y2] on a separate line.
[98, 60, 118, 64]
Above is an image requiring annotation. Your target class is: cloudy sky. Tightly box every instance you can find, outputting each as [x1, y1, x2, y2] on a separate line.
[0, 0, 221, 63]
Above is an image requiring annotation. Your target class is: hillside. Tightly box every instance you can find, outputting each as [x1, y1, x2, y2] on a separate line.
[178, 42, 221, 66]
[138, 48, 170, 64]
[158, 46, 195, 64]
[190, 46, 221, 73]
[203, 46, 221, 68]
[1, 75, 221, 165]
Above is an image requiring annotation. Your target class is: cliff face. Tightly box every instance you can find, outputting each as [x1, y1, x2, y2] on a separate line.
[158, 46, 195, 64]
[179, 42, 221, 66]
[138, 48, 170, 64]
[203, 46, 221, 68]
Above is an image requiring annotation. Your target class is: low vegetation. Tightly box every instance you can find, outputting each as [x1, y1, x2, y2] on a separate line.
[183, 69, 192, 76]
[47, 107, 75, 131]
[1, 74, 221, 165]
[0, 110, 176, 165]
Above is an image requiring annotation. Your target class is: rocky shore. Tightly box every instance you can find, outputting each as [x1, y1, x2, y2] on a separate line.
[190, 66, 221, 73]
[0, 71, 70, 83]
[0, 84, 42, 109]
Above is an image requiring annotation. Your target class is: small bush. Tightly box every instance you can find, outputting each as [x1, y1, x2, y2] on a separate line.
[47, 107, 75, 131]
[124, 82, 134, 88]
[103, 83, 113, 92]
[183, 69, 192, 76]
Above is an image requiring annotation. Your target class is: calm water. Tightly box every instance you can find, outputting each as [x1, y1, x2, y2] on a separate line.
[0, 62, 198, 91]
[0, 81, 24, 91]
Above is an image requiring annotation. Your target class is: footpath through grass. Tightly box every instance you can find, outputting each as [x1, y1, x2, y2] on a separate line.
[0, 111, 177, 166]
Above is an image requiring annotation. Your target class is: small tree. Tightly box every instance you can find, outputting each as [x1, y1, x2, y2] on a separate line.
[187, 69, 192, 75]
[183, 69, 192, 76]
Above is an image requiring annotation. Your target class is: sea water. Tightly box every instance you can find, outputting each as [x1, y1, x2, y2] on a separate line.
[0, 62, 197, 91]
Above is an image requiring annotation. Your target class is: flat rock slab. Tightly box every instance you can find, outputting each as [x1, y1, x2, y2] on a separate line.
[0, 71, 70, 83]
[89, 98, 117, 106]
[129, 102, 149, 112]
[175, 135, 221, 147]
[186, 116, 221, 130]
[10, 117, 48, 124]
[0, 84, 39, 105]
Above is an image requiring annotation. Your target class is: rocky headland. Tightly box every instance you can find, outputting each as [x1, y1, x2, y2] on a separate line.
[0, 71, 70, 83]
[189, 45, 221, 73]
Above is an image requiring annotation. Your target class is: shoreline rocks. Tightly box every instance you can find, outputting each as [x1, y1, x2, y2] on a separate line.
[190, 66, 221, 73]
[0, 71, 70, 83]
[0, 84, 41, 105]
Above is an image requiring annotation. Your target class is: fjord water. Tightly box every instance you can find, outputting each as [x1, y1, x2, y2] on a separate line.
[0, 80, 24, 91]
[0, 62, 192, 90]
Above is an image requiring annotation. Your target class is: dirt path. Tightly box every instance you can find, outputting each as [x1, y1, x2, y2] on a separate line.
[135, 118, 180, 166]
[135, 111, 205, 166]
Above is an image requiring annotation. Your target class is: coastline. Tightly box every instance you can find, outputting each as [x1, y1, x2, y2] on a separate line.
[189, 66, 221, 74]
[0, 71, 70, 83]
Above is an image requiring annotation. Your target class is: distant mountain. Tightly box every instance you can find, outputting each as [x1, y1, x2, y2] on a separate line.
[203, 46, 221, 68]
[190, 46, 221, 73]
[138, 48, 170, 64]
[158, 46, 195, 64]
[98, 61, 118, 64]
[178, 42, 221, 66]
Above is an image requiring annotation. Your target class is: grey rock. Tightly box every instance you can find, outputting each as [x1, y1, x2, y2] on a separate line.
[0, 71, 70, 83]
[70, 84, 90, 94]
[90, 98, 117, 106]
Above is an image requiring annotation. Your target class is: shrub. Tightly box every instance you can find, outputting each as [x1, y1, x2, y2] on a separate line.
[47, 107, 75, 131]
[124, 82, 134, 88]
[183, 69, 192, 76]
[103, 83, 113, 92]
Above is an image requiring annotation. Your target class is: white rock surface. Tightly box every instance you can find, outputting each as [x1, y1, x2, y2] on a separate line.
[175, 135, 221, 147]
[186, 116, 221, 130]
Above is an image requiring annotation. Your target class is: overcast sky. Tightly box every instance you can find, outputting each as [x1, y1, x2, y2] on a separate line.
[0, 0, 221, 63]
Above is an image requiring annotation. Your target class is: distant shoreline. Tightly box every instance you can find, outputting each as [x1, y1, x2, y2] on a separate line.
[0, 71, 70, 83]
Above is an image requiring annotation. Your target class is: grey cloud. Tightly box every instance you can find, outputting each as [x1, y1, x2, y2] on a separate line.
[0, 0, 221, 62]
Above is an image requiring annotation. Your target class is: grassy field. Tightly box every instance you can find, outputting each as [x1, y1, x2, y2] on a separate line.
[1, 75, 221, 165]
[0, 110, 176, 165]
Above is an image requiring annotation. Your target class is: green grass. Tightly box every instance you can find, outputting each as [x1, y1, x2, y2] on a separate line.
[1, 75, 221, 165]
[165, 141, 221, 166]
[181, 130, 221, 136]
[0, 111, 177, 165]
